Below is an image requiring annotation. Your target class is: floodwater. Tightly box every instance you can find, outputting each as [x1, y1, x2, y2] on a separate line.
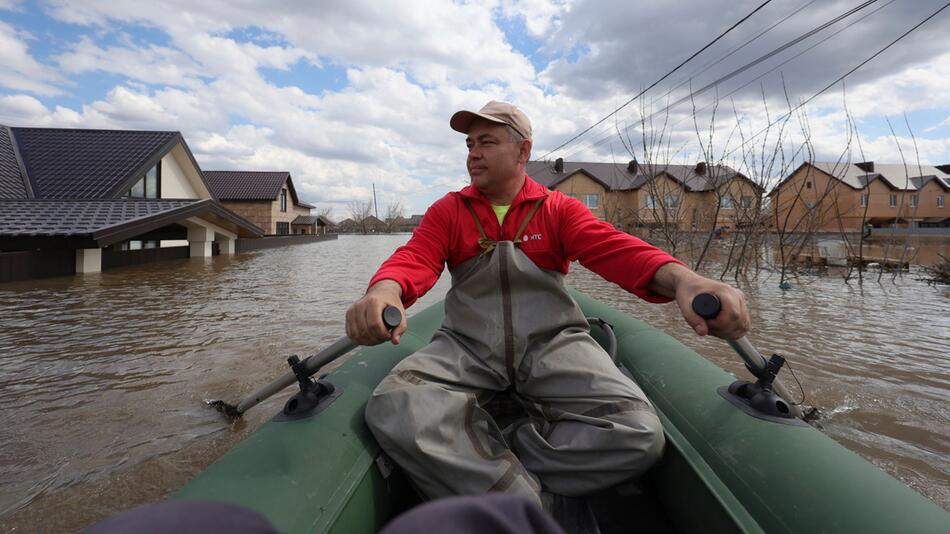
[0, 234, 947, 531]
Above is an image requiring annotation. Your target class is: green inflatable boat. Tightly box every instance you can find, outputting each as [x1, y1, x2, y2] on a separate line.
[177, 291, 949, 533]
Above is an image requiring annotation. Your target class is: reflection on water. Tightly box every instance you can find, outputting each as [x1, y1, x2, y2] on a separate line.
[0, 234, 947, 531]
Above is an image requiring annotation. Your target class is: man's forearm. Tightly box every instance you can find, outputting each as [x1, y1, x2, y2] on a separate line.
[648, 262, 696, 298]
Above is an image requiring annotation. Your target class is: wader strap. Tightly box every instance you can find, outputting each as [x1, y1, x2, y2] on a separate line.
[462, 198, 497, 255]
[462, 197, 546, 254]
[513, 198, 545, 245]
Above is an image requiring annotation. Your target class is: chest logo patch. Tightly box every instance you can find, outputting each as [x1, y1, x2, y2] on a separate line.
[524, 233, 543, 241]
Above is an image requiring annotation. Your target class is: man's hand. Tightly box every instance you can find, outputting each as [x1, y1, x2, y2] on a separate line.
[345, 280, 408, 345]
[649, 263, 750, 340]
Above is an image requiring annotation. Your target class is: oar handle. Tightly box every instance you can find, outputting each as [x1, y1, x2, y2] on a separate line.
[690, 293, 803, 418]
[234, 305, 402, 416]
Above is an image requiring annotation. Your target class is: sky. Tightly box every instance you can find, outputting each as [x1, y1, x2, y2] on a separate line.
[1, 0, 949, 217]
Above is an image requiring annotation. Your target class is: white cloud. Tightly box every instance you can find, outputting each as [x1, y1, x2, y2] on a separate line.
[1, 0, 947, 212]
[924, 115, 950, 133]
[55, 36, 203, 87]
[501, 0, 567, 37]
[0, 21, 64, 96]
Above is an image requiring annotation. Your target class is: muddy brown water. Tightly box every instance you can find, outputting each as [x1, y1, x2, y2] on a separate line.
[1, 234, 947, 531]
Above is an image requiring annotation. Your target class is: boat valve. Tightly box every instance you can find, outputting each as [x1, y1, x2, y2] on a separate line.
[281, 354, 335, 419]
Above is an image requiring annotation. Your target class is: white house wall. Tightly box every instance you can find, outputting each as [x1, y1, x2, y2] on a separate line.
[161, 143, 211, 200]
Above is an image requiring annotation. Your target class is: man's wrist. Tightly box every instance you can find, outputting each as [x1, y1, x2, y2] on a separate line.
[650, 262, 694, 298]
[368, 279, 403, 299]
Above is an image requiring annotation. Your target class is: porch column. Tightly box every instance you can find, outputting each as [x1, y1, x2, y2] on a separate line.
[218, 235, 236, 255]
[188, 226, 214, 257]
[75, 248, 102, 273]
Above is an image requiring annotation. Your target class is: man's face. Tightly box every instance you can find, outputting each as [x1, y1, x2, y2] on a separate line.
[465, 119, 530, 192]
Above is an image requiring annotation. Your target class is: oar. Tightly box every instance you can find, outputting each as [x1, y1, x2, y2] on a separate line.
[208, 305, 402, 419]
[691, 293, 805, 419]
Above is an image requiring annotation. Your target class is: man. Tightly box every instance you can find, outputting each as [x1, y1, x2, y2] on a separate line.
[346, 101, 749, 508]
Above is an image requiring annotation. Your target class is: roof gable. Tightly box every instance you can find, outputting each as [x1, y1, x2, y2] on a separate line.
[9, 127, 180, 199]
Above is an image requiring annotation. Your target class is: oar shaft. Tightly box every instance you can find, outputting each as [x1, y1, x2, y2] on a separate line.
[234, 336, 356, 415]
[693, 293, 804, 418]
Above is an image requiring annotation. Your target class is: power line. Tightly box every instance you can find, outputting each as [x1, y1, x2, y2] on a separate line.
[571, 0, 896, 162]
[722, 1, 950, 161]
[533, 0, 775, 162]
[544, 0, 881, 166]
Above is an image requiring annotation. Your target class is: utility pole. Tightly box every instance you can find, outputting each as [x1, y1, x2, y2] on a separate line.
[372, 183, 379, 219]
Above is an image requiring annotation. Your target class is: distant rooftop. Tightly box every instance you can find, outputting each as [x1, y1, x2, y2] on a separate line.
[808, 162, 950, 191]
[203, 170, 314, 207]
[527, 159, 749, 192]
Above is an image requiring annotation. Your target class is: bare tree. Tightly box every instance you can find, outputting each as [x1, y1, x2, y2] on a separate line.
[347, 200, 373, 234]
[384, 201, 406, 233]
[318, 206, 335, 222]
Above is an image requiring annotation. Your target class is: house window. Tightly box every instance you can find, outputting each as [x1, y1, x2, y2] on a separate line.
[889, 194, 897, 207]
[910, 195, 918, 208]
[806, 181, 812, 189]
[276, 222, 290, 235]
[860, 194, 868, 208]
[719, 196, 734, 209]
[280, 189, 288, 212]
[664, 194, 680, 208]
[644, 195, 658, 208]
[939, 195, 945, 208]
[740, 196, 753, 209]
[126, 162, 161, 198]
[584, 194, 598, 209]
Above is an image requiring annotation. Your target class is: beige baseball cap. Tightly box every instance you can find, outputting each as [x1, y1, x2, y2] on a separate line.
[450, 100, 532, 140]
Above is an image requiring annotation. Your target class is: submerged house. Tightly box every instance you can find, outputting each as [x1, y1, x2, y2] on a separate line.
[769, 161, 950, 232]
[0, 126, 263, 282]
[202, 171, 318, 235]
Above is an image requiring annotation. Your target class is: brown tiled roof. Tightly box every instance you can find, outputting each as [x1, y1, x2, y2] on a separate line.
[0, 198, 263, 246]
[8, 127, 181, 199]
[0, 127, 28, 199]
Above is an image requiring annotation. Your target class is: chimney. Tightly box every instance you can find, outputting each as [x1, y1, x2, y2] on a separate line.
[935, 164, 950, 174]
[694, 161, 707, 175]
[855, 161, 874, 173]
[627, 158, 638, 173]
[554, 157, 564, 173]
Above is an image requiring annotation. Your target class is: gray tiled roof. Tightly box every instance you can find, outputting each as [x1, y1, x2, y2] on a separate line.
[0, 198, 198, 236]
[203, 171, 292, 201]
[527, 160, 746, 192]
[0, 198, 263, 245]
[292, 215, 319, 225]
[810, 162, 950, 191]
[8, 127, 180, 199]
[0, 127, 28, 199]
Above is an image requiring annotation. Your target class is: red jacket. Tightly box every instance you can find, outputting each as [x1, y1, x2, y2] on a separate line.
[370, 176, 682, 308]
